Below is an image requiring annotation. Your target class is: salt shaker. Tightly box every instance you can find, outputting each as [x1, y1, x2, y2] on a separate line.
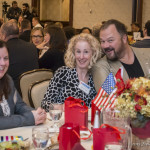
[93, 110, 100, 128]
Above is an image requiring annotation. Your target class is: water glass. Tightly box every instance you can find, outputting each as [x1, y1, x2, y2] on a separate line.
[103, 109, 132, 150]
[49, 103, 63, 132]
[32, 127, 49, 150]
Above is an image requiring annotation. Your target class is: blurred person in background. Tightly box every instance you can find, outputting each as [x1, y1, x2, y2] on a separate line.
[80, 27, 92, 34]
[132, 20, 150, 48]
[55, 22, 63, 29]
[22, 3, 32, 22]
[32, 17, 43, 29]
[39, 26, 67, 72]
[30, 27, 45, 56]
[131, 22, 143, 37]
[6, 1, 22, 21]
[19, 19, 31, 42]
[64, 26, 76, 44]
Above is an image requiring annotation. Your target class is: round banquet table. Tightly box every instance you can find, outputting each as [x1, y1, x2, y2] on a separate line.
[0, 112, 93, 150]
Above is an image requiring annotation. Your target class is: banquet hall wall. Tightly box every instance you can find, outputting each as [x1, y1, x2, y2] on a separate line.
[73, 0, 150, 31]
[0, 0, 150, 31]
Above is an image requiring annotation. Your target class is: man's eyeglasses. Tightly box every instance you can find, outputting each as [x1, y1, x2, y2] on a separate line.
[31, 35, 43, 39]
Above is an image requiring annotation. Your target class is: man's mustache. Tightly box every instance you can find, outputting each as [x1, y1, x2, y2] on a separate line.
[103, 47, 114, 52]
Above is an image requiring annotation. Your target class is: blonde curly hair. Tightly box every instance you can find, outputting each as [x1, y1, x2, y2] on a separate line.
[64, 33, 101, 70]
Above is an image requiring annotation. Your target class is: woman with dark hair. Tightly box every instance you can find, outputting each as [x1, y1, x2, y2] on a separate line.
[0, 40, 46, 129]
[39, 26, 67, 72]
[80, 27, 92, 34]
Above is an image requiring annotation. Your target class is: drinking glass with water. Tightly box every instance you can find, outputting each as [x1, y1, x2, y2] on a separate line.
[49, 103, 63, 132]
[32, 127, 49, 150]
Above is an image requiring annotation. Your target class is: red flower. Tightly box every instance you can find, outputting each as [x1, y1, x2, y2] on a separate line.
[143, 99, 147, 105]
[135, 104, 142, 111]
[134, 95, 141, 102]
[126, 80, 132, 89]
[134, 95, 147, 105]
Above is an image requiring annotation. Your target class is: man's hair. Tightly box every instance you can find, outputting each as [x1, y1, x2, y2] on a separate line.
[33, 17, 40, 23]
[21, 19, 31, 30]
[22, 3, 29, 8]
[144, 20, 150, 36]
[1, 21, 19, 37]
[100, 19, 128, 37]
[12, 1, 17, 6]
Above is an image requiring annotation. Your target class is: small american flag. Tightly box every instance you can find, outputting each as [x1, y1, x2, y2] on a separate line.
[93, 72, 117, 110]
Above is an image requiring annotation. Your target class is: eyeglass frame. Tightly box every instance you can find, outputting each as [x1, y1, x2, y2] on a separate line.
[31, 35, 44, 39]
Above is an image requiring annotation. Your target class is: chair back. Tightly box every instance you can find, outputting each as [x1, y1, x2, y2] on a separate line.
[19, 69, 53, 106]
[28, 79, 50, 109]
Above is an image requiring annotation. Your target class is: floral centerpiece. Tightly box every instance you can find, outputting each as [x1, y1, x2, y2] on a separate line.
[115, 77, 150, 135]
[114, 77, 150, 149]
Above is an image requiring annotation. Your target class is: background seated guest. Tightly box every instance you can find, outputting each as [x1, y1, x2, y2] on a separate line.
[131, 22, 143, 38]
[30, 27, 45, 56]
[44, 21, 54, 28]
[41, 33, 101, 112]
[19, 19, 31, 42]
[39, 26, 67, 71]
[92, 19, 150, 92]
[64, 26, 76, 44]
[32, 17, 43, 29]
[132, 20, 150, 48]
[0, 40, 46, 130]
[80, 27, 92, 34]
[55, 22, 63, 29]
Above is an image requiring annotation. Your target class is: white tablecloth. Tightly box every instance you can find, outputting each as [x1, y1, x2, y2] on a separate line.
[0, 112, 93, 150]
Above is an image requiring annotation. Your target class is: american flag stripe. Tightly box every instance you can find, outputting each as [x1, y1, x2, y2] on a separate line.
[104, 93, 116, 110]
[93, 88, 105, 105]
[97, 93, 107, 108]
[94, 92, 107, 107]
[98, 93, 115, 110]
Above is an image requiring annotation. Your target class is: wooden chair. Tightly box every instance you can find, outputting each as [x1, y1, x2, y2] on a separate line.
[28, 79, 50, 109]
[19, 69, 53, 106]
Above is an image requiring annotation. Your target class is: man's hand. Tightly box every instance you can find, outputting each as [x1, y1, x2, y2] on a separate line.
[32, 107, 47, 125]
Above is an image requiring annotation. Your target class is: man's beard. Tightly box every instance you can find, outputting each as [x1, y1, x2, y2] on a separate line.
[103, 41, 125, 61]
[103, 47, 118, 61]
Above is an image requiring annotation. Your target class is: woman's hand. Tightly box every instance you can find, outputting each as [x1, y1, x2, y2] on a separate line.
[36, 40, 49, 50]
[32, 107, 47, 125]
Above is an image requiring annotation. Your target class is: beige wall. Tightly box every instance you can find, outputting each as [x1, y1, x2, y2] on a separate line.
[142, 0, 150, 27]
[0, 0, 31, 19]
[73, 0, 132, 31]
[40, 0, 69, 21]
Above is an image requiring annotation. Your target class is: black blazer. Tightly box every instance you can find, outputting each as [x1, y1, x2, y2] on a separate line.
[19, 30, 31, 42]
[7, 38, 39, 93]
[39, 48, 65, 72]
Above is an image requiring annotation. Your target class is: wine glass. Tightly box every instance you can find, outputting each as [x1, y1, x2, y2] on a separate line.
[49, 103, 63, 132]
[32, 127, 49, 150]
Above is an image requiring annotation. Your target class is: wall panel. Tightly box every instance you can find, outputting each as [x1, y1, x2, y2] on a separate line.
[73, 0, 132, 31]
